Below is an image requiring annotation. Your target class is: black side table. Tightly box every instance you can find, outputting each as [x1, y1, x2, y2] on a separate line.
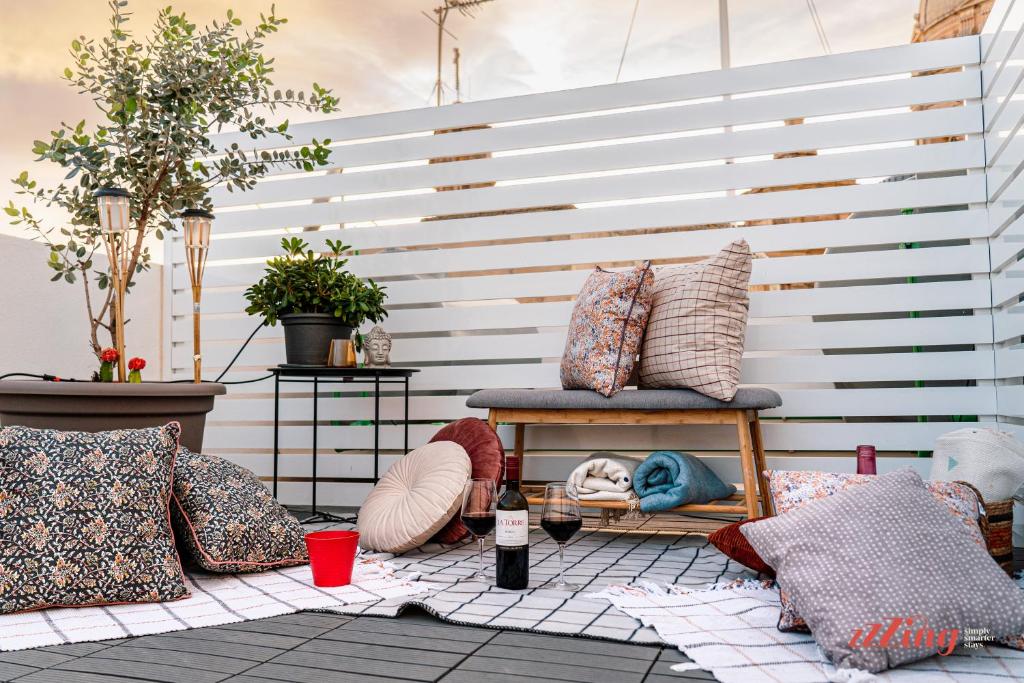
[269, 366, 419, 524]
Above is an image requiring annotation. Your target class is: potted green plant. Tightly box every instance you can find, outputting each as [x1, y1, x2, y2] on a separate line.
[0, 2, 339, 450]
[244, 237, 388, 366]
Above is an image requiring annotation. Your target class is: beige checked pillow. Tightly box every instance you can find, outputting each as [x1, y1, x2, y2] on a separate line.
[638, 239, 752, 401]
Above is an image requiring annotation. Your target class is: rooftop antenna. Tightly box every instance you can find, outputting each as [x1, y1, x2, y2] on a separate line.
[422, 0, 494, 106]
[453, 47, 462, 103]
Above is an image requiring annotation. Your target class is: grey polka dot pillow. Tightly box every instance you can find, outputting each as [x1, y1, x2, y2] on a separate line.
[742, 468, 1024, 673]
[171, 448, 307, 573]
[0, 423, 189, 614]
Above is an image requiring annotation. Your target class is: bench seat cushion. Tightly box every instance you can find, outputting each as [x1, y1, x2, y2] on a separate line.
[466, 387, 781, 411]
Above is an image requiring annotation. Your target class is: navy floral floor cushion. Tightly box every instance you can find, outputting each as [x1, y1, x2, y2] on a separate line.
[0, 423, 189, 614]
[171, 448, 307, 573]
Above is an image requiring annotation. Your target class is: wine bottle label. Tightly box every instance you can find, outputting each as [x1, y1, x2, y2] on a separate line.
[495, 509, 529, 546]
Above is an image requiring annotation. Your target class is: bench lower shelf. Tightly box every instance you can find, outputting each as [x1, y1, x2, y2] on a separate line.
[521, 484, 759, 515]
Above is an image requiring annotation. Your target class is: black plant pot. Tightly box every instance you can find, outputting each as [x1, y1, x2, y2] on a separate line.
[280, 313, 354, 366]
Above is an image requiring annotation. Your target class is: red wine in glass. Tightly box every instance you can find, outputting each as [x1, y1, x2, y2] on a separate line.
[540, 515, 582, 543]
[461, 478, 497, 583]
[462, 511, 496, 537]
[541, 483, 582, 590]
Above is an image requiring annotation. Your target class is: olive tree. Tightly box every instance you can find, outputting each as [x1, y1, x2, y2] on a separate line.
[6, 1, 338, 357]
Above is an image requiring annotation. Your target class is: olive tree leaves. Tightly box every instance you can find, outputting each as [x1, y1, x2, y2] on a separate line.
[6, 1, 339, 356]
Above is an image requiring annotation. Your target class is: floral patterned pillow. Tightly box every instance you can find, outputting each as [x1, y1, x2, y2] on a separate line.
[560, 262, 654, 397]
[766, 469, 984, 632]
[0, 423, 188, 614]
[171, 448, 307, 573]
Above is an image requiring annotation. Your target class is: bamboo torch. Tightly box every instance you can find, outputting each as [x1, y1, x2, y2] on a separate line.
[94, 188, 133, 382]
[182, 209, 214, 383]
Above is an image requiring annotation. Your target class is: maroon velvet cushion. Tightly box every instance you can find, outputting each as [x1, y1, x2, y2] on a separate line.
[708, 518, 775, 577]
[429, 418, 505, 544]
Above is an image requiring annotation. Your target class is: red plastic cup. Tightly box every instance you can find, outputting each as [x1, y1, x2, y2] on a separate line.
[305, 530, 360, 587]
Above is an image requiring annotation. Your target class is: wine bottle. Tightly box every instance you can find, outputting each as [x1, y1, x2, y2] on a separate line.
[856, 444, 877, 475]
[495, 452, 529, 589]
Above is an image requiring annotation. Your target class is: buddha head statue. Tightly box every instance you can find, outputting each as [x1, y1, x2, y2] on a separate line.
[363, 325, 392, 367]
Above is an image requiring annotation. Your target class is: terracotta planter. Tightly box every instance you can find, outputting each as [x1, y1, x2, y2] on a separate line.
[0, 381, 225, 452]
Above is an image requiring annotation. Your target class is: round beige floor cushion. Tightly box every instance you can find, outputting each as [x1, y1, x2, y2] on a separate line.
[358, 441, 471, 553]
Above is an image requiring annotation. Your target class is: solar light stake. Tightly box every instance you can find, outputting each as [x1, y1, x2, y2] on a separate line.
[182, 209, 214, 384]
[94, 188, 132, 382]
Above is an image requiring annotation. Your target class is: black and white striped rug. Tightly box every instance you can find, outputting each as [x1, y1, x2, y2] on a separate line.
[1, 522, 748, 652]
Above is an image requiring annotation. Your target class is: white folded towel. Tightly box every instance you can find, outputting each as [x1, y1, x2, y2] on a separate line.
[567, 452, 643, 502]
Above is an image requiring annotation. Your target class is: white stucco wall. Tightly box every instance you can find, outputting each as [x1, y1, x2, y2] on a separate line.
[0, 234, 163, 380]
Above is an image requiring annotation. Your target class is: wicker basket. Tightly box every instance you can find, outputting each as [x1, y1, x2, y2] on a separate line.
[958, 481, 1014, 575]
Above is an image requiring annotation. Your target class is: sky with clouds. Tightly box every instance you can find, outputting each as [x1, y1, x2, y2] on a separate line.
[0, 0, 919, 242]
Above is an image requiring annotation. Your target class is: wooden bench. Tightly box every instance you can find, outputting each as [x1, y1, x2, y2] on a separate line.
[466, 388, 781, 519]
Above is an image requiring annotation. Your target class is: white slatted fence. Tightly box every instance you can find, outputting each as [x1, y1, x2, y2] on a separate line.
[168, 33, 1009, 505]
[984, 0, 1024, 431]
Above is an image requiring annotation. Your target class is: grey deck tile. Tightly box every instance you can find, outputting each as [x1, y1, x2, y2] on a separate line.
[295, 639, 464, 668]
[119, 634, 286, 662]
[241, 661, 407, 683]
[647, 651, 717, 679]
[0, 649, 75, 669]
[217, 619, 332, 639]
[336, 617, 494, 643]
[157, 626, 307, 650]
[439, 672, 562, 683]
[13, 671, 142, 683]
[655, 648, 692, 663]
[317, 628, 481, 654]
[269, 612, 352, 628]
[645, 673, 717, 682]
[0, 661, 39, 681]
[475, 643, 649, 673]
[51, 657, 231, 683]
[90, 645, 255, 675]
[490, 631, 660, 660]
[456, 655, 645, 683]
[270, 649, 448, 682]
[35, 643, 111, 657]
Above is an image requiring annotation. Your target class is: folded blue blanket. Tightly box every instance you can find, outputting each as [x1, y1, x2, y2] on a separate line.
[633, 450, 737, 513]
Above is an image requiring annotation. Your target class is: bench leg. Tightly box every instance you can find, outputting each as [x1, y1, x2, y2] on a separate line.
[512, 422, 525, 485]
[750, 415, 774, 517]
[735, 410, 760, 520]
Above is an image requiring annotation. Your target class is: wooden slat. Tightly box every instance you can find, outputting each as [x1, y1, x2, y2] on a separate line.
[209, 95, 982, 205]
[185, 177, 984, 263]
[194, 218, 989, 288]
[197, 421, 994, 459]
[172, 316, 992, 370]
[211, 37, 979, 151]
[178, 241, 991, 305]
[175, 203, 989, 315]
[201, 140, 983, 236]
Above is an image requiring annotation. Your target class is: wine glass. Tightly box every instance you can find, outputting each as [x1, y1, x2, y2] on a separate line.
[461, 478, 497, 583]
[540, 482, 583, 591]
